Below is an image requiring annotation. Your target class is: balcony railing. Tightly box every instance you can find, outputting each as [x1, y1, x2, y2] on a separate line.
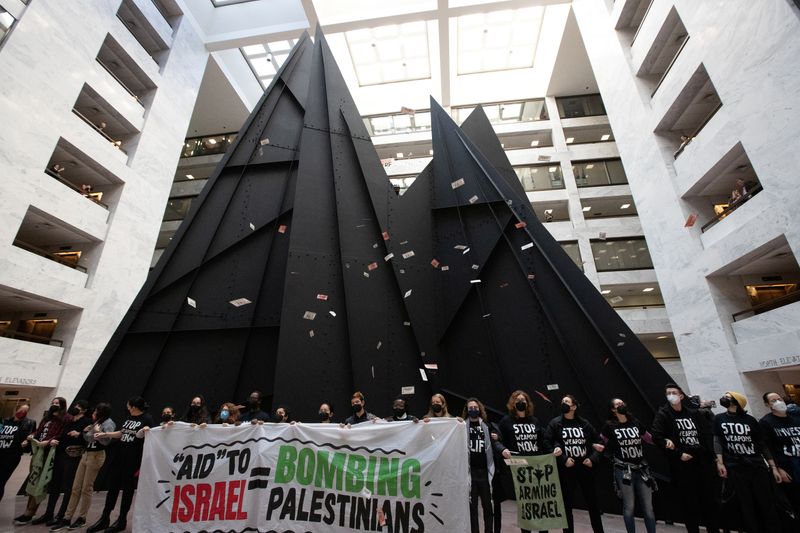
[13, 239, 88, 273]
[733, 289, 800, 322]
[0, 329, 64, 347]
[650, 35, 690, 98]
[182, 133, 237, 158]
[630, 0, 656, 46]
[673, 102, 722, 159]
[700, 183, 763, 232]
[96, 57, 144, 106]
[72, 108, 128, 154]
[44, 168, 109, 209]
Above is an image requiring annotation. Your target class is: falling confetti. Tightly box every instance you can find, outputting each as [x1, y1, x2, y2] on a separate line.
[384, 253, 394, 261]
[521, 243, 533, 251]
[419, 369, 428, 381]
[371, 366, 375, 378]
[376, 341, 382, 350]
[462, 247, 471, 255]
[470, 279, 482, 284]
[260, 138, 270, 146]
[598, 232, 607, 240]
[229, 298, 251, 307]
[534, 390, 552, 403]
[471, 264, 479, 270]
[482, 313, 491, 318]
[500, 282, 509, 288]
[400, 240, 408, 245]
[249, 222, 255, 231]
[454, 245, 467, 250]
[372, 243, 379, 249]
[404, 289, 412, 298]
[430, 259, 440, 268]
[316, 294, 328, 301]
[382, 231, 390, 241]
[451, 178, 465, 189]
[401, 386, 415, 395]
[403, 321, 411, 326]
[186, 297, 196, 308]
[424, 363, 438, 370]
[278, 225, 287, 234]
[303, 311, 316, 320]
[527, 274, 535, 280]
[329, 310, 337, 317]
[441, 266, 450, 271]
[309, 330, 315, 337]
[515, 221, 527, 229]
[399, 269, 405, 274]
[402, 251, 415, 259]
[468, 195, 479, 204]
[547, 384, 559, 391]
[363, 272, 369, 278]
[368, 262, 378, 271]
[617, 341, 625, 347]
[603, 357, 610, 365]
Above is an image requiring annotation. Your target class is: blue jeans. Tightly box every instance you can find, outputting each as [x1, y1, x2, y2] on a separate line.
[614, 467, 656, 533]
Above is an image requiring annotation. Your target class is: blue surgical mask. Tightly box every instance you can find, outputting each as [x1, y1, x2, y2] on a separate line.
[220, 410, 230, 421]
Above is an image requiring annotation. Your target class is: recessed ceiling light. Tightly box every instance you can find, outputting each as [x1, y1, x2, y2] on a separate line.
[565, 137, 574, 144]
[582, 206, 591, 212]
[585, 164, 594, 169]
[548, 166, 556, 172]
[620, 203, 630, 209]
[186, 174, 195, 180]
[396, 152, 404, 158]
[429, 149, 433, 155]
[657, 335, 668, 339]
[601, 289, 611, 294]
[530, 140, 539, 147]
[642, 287, 654, 292]
[207, 138, 217, 145]
[600, 134, 610, 141]
[544, 209, 553, 214]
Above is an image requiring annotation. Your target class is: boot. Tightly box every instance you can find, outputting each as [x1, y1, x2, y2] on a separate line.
[85, 515, 109, 533]
[104, 517, 127, 533]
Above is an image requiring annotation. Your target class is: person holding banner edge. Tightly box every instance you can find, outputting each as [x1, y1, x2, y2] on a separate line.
[462, 398, 495, 533]
[493, 390, 559, 533]
[600, 398, 657, 533]
[545, 394, 605, 533]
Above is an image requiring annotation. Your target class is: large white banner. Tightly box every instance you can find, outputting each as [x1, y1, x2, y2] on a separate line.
[134, 419, 469, 532]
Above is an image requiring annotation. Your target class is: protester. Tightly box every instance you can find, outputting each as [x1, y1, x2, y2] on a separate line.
[34, 400, 90, 527]
[494, 390, 555, 533]
[239, 390, 270, 423]
[344, 391, 377, 425]
[385, 397, 418, 422]
[714, 391, 781, 533]
[651, 384, 719, 533]
[600, 398, 656, 533]
[86, 396, 153, 533]
[275, 405, 292, 423]
[54, 402, 115, 531]
[545, 395, 605, 533]
[160, 406, 175, 425]
[214, 402, 240, 425]
[318, 402, 334, 423]
[424, 393, 452, 419]
[14, 397, 68, 525]
[760, 392, 800, 529]
[462, 398, 494, 533]
[0, 403, 36, 502]
[182, 395, 209, 425]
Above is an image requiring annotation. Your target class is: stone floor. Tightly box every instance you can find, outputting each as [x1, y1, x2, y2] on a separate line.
[1, 456, 689, 532]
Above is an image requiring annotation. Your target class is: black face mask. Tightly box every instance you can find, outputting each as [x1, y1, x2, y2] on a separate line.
[48, 405, 60, 415]
[719, 397, 731, 408]
[161, 413, 173, 423]
[615, 405, 628, 416]
[560, 403, 571, 414]
[352, 404, 363, 414]
[67, 406, 81, 416]
[515, 401, 527, 412]
[431, 404, 443, 414]
[249, 399, 259, 408]
[393, 408, 406, 419]
[190, 405, 201, 412]
[318, 411, 330, 421]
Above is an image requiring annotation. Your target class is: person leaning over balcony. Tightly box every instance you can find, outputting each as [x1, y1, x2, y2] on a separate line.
[52, 402, 114, 532]
[651, 384, 719, 533]
[760, 391, 800, 530]
[713, 391, 781, 533]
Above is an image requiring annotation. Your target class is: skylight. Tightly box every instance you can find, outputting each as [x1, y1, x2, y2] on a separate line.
[241, 39, 297, 89]
[345, 21, 432, 86]
[456, 7, 544, 75]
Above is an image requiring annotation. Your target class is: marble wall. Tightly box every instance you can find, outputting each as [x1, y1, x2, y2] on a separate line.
[0, 0, 207, 415]
[573, 0, 800, 416]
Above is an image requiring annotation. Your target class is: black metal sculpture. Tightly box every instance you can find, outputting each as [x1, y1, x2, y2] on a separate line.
[78, 29, 672, 427]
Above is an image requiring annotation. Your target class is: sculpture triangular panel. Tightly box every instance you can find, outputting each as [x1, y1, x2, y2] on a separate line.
[79, 29, 672, 426]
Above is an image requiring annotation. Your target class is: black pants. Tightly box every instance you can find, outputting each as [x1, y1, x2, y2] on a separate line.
[670, 456, 719, 533]
[470, 468, 493, 533]
[727, 461, 781, 533]
[102, 464, 138, 521]
[560, 463, 604, 533]
[0, 453, 22, 501]
[44, 452, 81, 518]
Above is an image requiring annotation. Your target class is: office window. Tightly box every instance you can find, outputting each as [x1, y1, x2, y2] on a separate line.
[591, 238, 653, 271]
[573, 159, 628, 187]
[514, 164, 563, 191]
[556, 94, 606, 118]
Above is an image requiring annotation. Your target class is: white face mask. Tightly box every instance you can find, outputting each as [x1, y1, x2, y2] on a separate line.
[772, 400, 788, 413]
[666, 394, 681, 406]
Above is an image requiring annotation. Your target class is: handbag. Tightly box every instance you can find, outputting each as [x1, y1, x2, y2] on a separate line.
[65, 445, 85, 458]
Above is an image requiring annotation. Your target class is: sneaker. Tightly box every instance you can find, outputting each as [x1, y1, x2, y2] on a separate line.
[31, 514, 53, 525]
[84, 516, 107, 532]
[46, 516, 62, 527]
[13, 514, 33, 525]
[49, 519, 69, 532]
[67, 517, 86, 530]
[103, 518, 126, 533]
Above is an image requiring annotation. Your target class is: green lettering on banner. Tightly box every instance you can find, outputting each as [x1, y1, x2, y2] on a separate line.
[275, 445, 297, 483]
[507, 455, 567, 531]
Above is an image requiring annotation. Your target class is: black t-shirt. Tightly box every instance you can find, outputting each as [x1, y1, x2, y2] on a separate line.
[498, 415, 544, 455]
[117, 413, 154, 464]
[759, 413, 800, 470]
[553, 416, 597, 460]
[671, 410, 702, 451]
[469, 421, 488, 469]
[59, 417, 91, 450]
[601, 418, 646, 465]
[0, 417, 36, 456]
[714, 411, 765, 461]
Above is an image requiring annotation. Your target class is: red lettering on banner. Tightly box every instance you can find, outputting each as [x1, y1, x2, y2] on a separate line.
[169, 480, 247, 523]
